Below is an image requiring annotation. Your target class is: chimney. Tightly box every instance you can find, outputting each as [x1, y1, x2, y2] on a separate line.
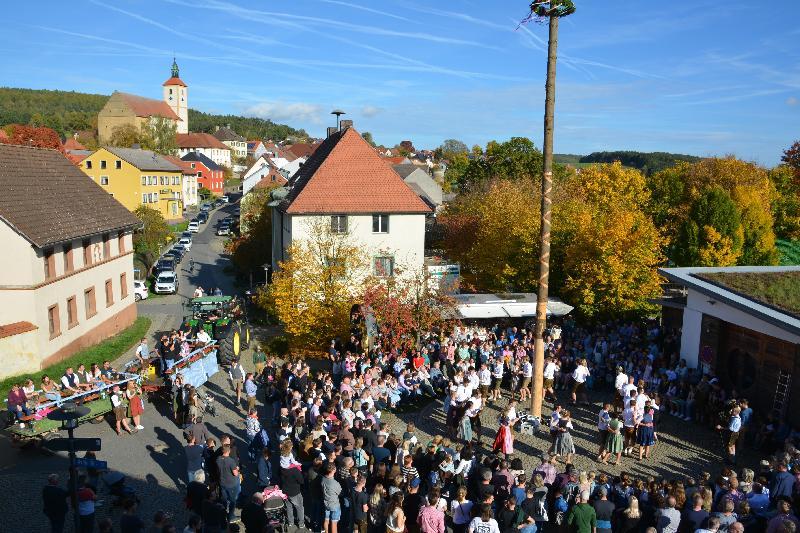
[326, 127, 338, 138]
[340, 119, 353, 130]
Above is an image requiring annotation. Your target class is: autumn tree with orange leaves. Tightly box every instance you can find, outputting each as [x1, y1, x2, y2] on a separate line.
[0, 124, 64, 152]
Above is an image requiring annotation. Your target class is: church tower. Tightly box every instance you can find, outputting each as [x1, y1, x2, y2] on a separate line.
[163, 58, 188, 133]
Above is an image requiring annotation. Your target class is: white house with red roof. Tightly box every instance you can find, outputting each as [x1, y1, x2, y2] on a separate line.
[270, 126, 431, 278]
[162, 58, 188, 134]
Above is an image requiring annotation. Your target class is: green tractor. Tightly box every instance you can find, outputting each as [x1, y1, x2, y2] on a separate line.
[183, 295, 251, 366]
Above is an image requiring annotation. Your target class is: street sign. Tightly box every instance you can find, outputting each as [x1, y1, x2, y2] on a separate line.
[43, 438, 102, 452]
[74, 458, 107, 469]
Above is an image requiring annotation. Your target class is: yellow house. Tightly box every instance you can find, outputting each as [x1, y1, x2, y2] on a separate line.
[80, 147, 184, 221]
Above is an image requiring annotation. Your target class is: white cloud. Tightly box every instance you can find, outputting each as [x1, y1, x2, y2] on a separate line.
[244, 102, 324, 124]
[361, 105, 383, 117]
[788, 96, 799, 106]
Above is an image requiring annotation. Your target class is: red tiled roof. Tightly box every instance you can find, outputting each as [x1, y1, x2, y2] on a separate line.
[66, 152, 88, 165]
[117, 92, 181, 121]
[162, 76, 187, 87]
[285, 128, 432, 215]
[381, 156, 407, 165]
[0, 129, 9, 140]
[0, 321, 38, 339]
[285, 142, 320, 159]
[255, 170, 287, 188]
[176, 133, 229, 150]
[163, 155, 198, 174]
[63, 138, 86, 151]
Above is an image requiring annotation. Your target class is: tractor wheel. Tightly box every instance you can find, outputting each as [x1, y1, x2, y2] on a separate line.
[217, 323, 242, 366]
[241, 322, 251, 350]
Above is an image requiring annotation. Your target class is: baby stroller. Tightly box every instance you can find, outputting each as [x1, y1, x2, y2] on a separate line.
[263, 495, 289, 533]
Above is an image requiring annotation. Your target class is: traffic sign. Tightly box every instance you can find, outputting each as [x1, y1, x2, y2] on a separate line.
[43, 438, 102, 452]
[74, 458, 107, 469]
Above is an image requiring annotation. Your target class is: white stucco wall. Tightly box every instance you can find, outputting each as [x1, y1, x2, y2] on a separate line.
[177, 147, 232, 168]
[679, 288, 800, 368]
[0, 228, 136, 375]
[283, 213, 426, 277]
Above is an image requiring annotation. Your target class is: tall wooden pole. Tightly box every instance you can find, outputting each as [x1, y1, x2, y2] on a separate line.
[531, 12, 559, 419]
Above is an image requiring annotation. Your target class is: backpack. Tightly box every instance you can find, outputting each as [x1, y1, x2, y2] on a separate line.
[531, 490, 549, 522]
[563, 481, 580, 506]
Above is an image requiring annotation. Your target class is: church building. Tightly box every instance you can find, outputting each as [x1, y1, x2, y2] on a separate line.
[97, 60, 189, 143]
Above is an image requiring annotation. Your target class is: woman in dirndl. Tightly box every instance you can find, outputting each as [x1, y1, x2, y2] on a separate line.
[457, 402, 473, 443]
[636, 401, 656, 461]
[126, 380, 145, 431]
[493, 414, 515, 458]
[553, 410, 575, 464]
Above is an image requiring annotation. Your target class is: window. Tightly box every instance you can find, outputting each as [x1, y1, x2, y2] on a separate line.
[173, 176, 180, 185]
[120, 272, 128, 299]
[102, 234, 110, 259]
[372, 214, 389, 233]
[48, 304, 61, 338]
[100, 176, 109, 185]
[85, 160, 92, 170]
[374, 256, 394, 277]
[117, 231, 125, 254]
[153, 192, 159, 203]
[330, 215, 348, 234]
[83, 238, 91, 267]
[142, 193, 148, 204]
[197, 171, 202, 177]
[105, 279, 114, 307]
[63, 243, 74, 273]
[190, 163, 195, 169]
[100, 160, 107, 169]
[115, 160, 121, 169]
[84, 287, 97, 318]
[141, 176, 147, 185]
[67, 296, 78, 329]
[44, 248, 56, 280]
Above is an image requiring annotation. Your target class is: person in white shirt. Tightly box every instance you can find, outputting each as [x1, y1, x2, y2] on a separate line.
[490, 358, 504, 402]
[518, 360, 533, 402]
[571, 358, 590, 405]
[478, 364, 492, 398]
[543, 357, 559, 402]
[635, 387, 650, 417]
[622, 402, 637, 456]
[468, 505, 500, 533]
[196, 328, 211, 345]
[614, 367, 628, 409]
[466, 391, 483, 444]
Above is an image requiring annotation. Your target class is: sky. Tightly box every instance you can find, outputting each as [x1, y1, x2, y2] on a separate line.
[1, 0, 799, 165]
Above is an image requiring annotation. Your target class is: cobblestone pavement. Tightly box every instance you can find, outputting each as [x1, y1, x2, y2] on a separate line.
[384, 387, 761, 482]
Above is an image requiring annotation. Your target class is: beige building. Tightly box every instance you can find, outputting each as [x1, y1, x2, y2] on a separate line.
[97, 91, 182, 144]
[213, 126, 247, 159]
[0, 145, 140, 379]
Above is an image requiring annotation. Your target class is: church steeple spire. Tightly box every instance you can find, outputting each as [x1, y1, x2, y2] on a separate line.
[171, 57, 179, 79]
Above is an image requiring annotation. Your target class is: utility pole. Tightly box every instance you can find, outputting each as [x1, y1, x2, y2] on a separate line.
[529, 0, 575, 419]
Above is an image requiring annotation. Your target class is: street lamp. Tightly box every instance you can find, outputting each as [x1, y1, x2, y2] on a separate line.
[48, 401, 90, 533]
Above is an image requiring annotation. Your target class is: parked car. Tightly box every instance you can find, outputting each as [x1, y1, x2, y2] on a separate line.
[200, 203, 212, 212]
[188, 221, 200, 233]
[221, 195, 230, 203]
[214, 199, 225, 207]
[181, 231, 193, 239]
[216, 225, 231, 236]
[178, 236, 192, 251]
[197, 212, 208, 224]
[154, 258, 176, 274]
[233, 208, 241, 216]
[154, 271, 178, 294]
[133, 280, 149, 301]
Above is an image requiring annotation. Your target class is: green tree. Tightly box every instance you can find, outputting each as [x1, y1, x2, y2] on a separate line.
[108, 124, 144, 148]
[362, 131, 376, 147]
[198, 187, 212, 200]
[674, 188, 744, 267]
[143, 117, 178, 155]
[132, 205, 171, 272]
[770, 164, 800, 239]
[227, 187, 274, 272]
[438, 139, 468, 159]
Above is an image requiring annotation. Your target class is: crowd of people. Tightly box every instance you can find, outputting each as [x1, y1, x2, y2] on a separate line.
[36, 317, 800, 533]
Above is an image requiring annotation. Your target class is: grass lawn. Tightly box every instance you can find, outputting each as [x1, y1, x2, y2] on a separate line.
[696, 271, 800, 318]
[169, 220, 190, 234]
[0, 316, 151, 400]
[777, 239, 800, 265]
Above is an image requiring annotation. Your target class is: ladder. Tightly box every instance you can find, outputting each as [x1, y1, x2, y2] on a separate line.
[772, 370, 792, 419]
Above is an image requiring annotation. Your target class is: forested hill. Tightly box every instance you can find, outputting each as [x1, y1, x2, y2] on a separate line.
[579, 150, 702, 174]
[0, 87, 307, 141]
